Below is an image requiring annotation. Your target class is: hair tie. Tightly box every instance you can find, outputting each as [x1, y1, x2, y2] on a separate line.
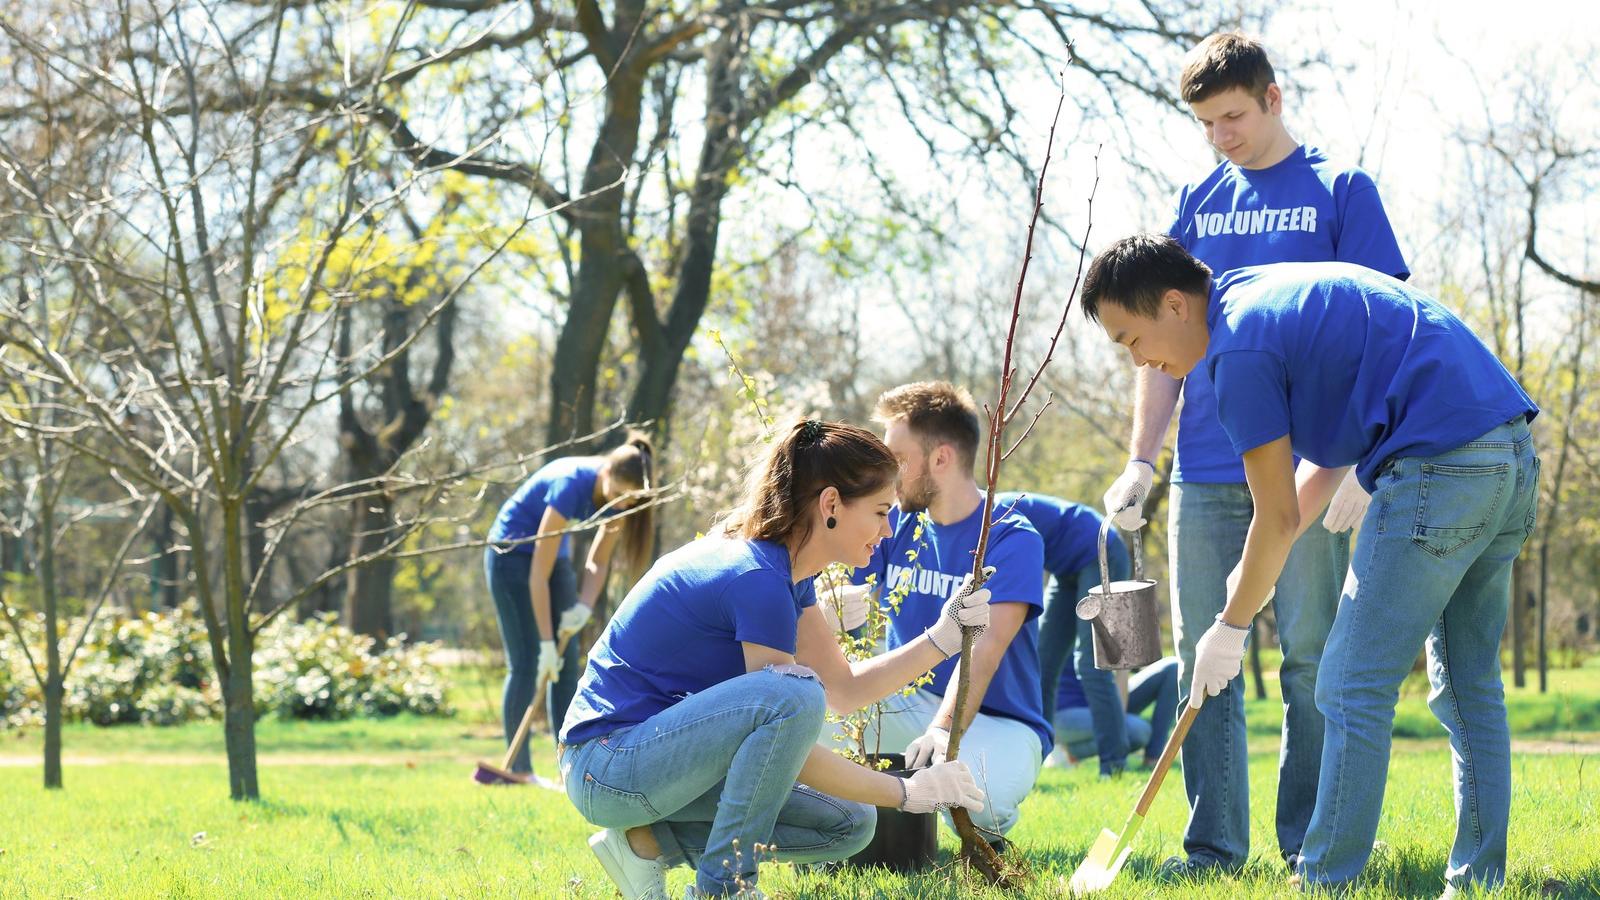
[797, 419, 826, 448]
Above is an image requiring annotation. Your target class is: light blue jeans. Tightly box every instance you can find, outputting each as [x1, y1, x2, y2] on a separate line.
[1037, 546, 1132, 775]
[561, 667, 874, 897]
[1053, 656, 1180, 762]
[1297, 419, 1538, 891]
[1169, 482, 1349, 866]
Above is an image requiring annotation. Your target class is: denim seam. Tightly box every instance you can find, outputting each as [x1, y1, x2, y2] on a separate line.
[1434, 612, 1484, 861]
[776, 787, 864, 852]
[1412, 463, 1507, 559]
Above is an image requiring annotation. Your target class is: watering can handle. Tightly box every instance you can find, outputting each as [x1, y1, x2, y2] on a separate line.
[1098, 514, 1145, 589]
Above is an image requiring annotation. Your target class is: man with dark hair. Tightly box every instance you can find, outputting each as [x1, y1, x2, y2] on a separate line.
[1085, 234, 1538, 894]
[1099, 31, 1411, 876]
[842, 381, 1050, 844]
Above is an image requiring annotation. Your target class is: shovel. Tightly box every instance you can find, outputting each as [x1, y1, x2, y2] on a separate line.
[1066, 699, 1202, 894]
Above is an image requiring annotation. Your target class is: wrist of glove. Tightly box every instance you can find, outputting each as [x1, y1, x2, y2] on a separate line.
[556, 604, 592, 639]
[1323, 469, 1370, 534]
[899, 759, 987, 814]
[1188, 616, 1249, 708]
[925, 566, 993, 658]
[904, 725, 950, 769]
[1103, 459, 1155, 531]
[537, 639, 561, 680]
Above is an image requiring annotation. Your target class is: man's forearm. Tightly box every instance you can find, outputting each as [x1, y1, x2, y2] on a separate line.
[1129, 366, 1182, 462]
[1293, 461, 1350, 539]
[933, 642, 1005, 732]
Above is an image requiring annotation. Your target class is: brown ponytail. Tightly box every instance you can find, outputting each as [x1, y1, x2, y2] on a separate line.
[604, 431, 655, 580]
[720, 418, 898, 548]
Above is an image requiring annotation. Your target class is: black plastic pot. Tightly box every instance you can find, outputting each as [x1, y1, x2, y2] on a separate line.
[845, 753, 938, 873]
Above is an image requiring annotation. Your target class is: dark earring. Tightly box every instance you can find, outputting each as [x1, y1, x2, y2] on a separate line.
[825, 516, 837, 529]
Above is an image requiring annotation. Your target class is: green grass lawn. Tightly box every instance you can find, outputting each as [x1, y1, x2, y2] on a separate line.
[5, 659, 1599, 898]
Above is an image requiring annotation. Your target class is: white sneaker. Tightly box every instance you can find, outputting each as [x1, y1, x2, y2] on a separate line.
[1043, 746, 1074, 769]
[588, 829, 667, 900]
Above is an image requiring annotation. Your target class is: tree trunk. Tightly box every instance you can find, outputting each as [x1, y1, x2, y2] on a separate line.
[222, 498, 259, 800]
[546, 69, 646, 451]
[1249, 614, 1267, 701]
[344, 491, 397, 639]
[222, 636, 258, 800]
[41, 478, 62, 789]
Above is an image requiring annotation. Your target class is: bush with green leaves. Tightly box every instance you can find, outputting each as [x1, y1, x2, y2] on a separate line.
[0, 603, 451, 727]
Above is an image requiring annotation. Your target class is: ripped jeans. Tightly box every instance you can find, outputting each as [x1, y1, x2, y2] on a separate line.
[561, 666, 875, 898]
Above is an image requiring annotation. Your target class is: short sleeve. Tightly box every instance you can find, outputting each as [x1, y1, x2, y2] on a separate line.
[1334, 172, 1409, 281]
[1210, 350, 1292, 455]
[723, 569, 802, 653]
[545, 472, 589, 521]
[982, 520, 1046, 616]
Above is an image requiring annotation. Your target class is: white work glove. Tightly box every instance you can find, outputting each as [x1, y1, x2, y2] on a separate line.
[1323, 469, 1370, 534]
[816, 579, 871, 632]
[1226, 559, 1275, 610]
[904, 724, 951, 769]
[1188, 616, 1249, 708]
[924, 566, 994, 658]
[556, 603, 592, 642]
[537, 639, 562, 683]
[899, 759, 987, 814]
[1102, 460, 1156, 530]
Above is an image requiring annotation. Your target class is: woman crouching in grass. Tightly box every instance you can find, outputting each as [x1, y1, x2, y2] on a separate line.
[560, 419, 991, 899]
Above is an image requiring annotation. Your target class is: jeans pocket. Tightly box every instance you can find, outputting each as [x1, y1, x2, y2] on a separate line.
[1411, 462, 1509, 559]
[581, 768, 659, 823]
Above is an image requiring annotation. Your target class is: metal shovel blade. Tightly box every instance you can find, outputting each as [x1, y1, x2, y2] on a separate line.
[1067, 814, 1141, 894]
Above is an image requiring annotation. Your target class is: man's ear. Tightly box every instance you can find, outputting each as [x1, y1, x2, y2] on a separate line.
[1264, 82, 1283, 116]
[1166, 288, 1191, 322]
[929, 442, 953, 475]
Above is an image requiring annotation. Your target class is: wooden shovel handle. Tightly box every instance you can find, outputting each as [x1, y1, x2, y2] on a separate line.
[1134, 702, 1201, 817]
[498, 631, 577, 772]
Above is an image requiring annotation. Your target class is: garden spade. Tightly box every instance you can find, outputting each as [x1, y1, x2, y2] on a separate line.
[1067, 700, 1201, 894]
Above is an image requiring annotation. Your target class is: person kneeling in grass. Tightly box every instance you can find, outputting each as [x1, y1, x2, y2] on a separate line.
[560, 419, 991, 900]
[1082, 234, 1539, 893]
[1049, 656, 1180, 772]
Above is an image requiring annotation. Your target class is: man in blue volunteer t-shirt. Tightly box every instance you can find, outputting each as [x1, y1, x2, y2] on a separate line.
[1099, 32, 1410, 875]
[845, 381, 1049, 844]
[1083, 234, 1538, 894]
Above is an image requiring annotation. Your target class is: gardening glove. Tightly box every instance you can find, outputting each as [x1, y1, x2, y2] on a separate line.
[1226, 558, 1275, 610]
[1102, 459, 1156, 531]
[925, 566, 994, 658]
[556, 603, 593, 642]
[1188, 616, 1249, 708]
[816, 579, 871, 633]
[537, 639, 562, 684]
[899, 759, 986, 814]
[1322, 469, 1370, 534]
[904, 724, 951, 769]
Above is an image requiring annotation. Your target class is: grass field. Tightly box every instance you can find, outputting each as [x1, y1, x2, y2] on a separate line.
[6, 658, 1598, 898]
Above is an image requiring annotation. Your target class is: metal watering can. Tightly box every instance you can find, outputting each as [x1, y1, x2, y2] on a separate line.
[1075, 517, 1163, 670]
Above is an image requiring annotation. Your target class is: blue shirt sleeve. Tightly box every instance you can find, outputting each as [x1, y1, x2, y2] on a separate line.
[1333, 172, 1409, 280]
[545, 470, 590, 521]
[1210, 350, 1292, 455]
[724, 569, 803, 653]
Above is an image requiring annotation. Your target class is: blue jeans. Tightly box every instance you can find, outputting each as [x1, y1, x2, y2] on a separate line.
[1169, 481, 1349, 866]
[1037, 546, 1131, 776]
[1054, 656, 1179, 761]
[562, 667, 874, 897]
[484, 547, 583, 772]
[1298, 419, 1538, 890]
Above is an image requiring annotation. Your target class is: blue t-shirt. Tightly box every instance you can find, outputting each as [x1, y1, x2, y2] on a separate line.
[561, 536, 817, 745]
[852, 503, 1052, 757]
[1204, 263, 1539, 492]
[488, 457, 604, 558]
[994, 491, 1117, 577]
[1169, 145, 1409, 484]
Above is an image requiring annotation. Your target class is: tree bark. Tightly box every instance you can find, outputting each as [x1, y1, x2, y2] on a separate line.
[42, 497, 62, 790]
[221, 497, 259, 800]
